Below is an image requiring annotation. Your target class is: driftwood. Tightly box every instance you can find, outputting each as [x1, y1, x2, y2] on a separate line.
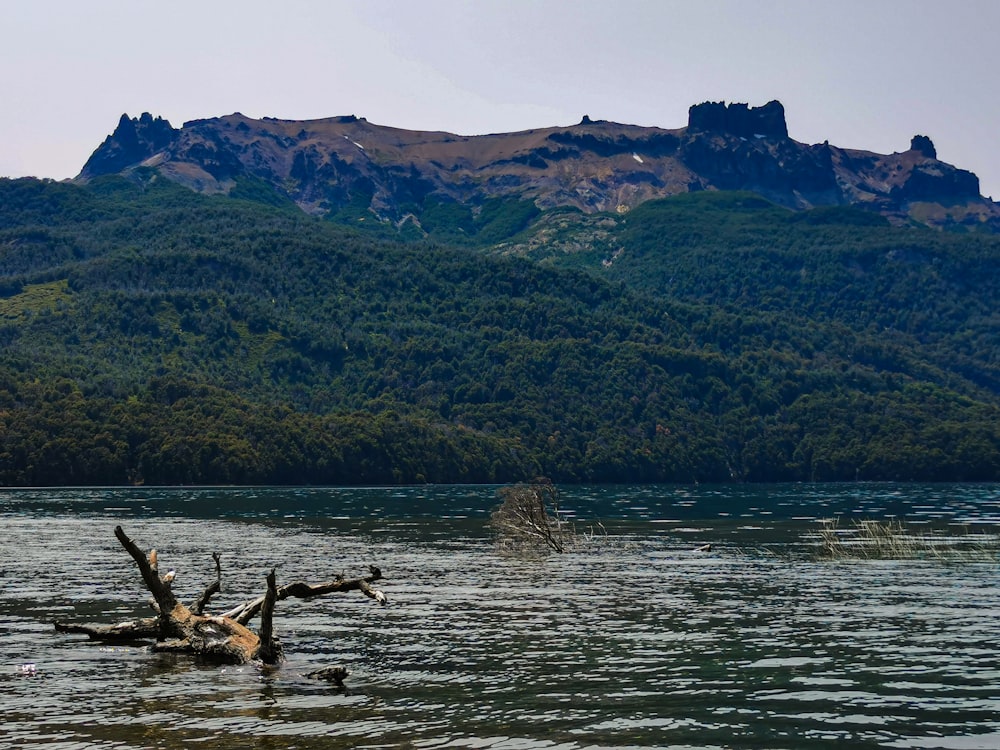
[54, 617, 159, 641]
[53, 525, 387, 665]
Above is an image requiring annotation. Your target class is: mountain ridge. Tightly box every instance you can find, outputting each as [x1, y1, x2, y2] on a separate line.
[78, 101, 1000, 233]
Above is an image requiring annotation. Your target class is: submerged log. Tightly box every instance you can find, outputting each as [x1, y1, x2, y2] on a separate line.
[53, 525, 387, 666]
[308, 665, 349, 689]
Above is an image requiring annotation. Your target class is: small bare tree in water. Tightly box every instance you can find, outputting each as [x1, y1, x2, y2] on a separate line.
[490, 478, 568, 553]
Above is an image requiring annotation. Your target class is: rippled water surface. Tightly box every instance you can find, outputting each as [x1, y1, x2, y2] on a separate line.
[1, 484, 998, 749]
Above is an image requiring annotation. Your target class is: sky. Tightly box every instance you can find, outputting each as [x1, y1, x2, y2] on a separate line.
[2, 0, 999, 200]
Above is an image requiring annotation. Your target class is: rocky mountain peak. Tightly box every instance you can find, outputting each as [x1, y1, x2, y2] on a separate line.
[79, 112, 177, 179]
[910, 134, 937, 159]
[687, 100, 788, 139]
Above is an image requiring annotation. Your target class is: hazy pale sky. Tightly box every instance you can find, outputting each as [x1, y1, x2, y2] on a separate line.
[3, 0, 999, 199]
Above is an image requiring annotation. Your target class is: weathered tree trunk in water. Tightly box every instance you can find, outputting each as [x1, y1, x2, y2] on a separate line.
[53, 526, 387, 666]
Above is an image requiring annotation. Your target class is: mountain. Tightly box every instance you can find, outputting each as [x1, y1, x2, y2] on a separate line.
[1, 175, 998, 486]
[78, 101, 1000, 233]
[0, 101, 997, 487]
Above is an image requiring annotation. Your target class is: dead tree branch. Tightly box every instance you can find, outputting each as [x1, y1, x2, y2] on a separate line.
[53, 618, 158, 641]
[191, 552, 222, 615]
[221, 565, 386, 625]
[53, 526, 388, 667]
[490, 478, 567, 553]
[114, 525, 178, 627]
[256, 568, 282, 664]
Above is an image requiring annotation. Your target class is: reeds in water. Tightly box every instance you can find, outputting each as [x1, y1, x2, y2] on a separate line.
[818, 518, 1000, 562]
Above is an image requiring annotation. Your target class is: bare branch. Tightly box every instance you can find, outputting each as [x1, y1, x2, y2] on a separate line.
[490, 479, 567, 553]
[53, 618, 158, 641]
[190, 552, 222, 615]
[114, 525, 178, 616]
[256, 568, 282, 663]
[223, 568, 386, 625]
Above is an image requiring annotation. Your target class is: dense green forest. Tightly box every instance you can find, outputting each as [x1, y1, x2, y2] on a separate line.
[1, 174, 998, 485]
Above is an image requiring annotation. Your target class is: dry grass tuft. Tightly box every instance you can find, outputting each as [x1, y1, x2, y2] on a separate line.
[817, 518, 1000, 562]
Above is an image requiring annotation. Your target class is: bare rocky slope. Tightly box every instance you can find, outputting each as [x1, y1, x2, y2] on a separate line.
[78, 101, 1000, 232]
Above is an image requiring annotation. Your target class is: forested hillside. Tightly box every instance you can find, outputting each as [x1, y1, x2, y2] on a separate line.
[512, 193, 1000, 396]
[1, 174, 998, 485]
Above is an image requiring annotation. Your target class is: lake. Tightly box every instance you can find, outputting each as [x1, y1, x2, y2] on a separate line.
[1, 483, 998, 749]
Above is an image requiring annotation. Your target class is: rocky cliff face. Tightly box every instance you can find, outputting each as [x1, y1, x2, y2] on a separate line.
[677, 102, 837, 202]
[77, 102, 1000, 231]
[687, 100, 789, 138]
[80, 113, 178, 178]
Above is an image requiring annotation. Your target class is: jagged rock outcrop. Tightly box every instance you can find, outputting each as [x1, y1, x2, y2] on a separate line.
[910, 134, 937, 159]
[75, 101, 1000, 231]
[79, 113, 178, 179]
[687, 100, 788, 139]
